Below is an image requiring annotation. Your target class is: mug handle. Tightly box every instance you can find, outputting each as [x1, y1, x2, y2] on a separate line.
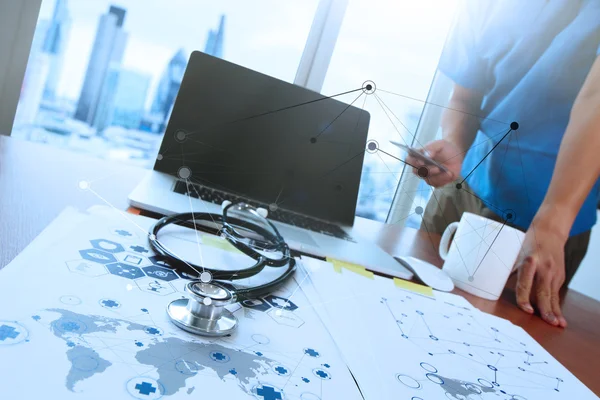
[439, 222, 460, 261]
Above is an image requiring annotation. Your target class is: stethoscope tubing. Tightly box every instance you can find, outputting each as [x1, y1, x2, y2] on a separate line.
[147, 204, 295, 299]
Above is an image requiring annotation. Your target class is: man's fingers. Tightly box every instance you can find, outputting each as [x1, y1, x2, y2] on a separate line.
[536, 272, 559, 327]
[408, 158, 424, 173]
[427, 166, 441, 175]
[551, 277, 567, 328]
[422, 142, 444, 157]
[516, 257, 535, 314]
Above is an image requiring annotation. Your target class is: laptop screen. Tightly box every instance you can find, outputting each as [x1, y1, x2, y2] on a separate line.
[154, 51, 370, 225]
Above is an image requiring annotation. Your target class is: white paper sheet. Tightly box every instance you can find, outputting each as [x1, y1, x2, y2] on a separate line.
[299, 256, 598, 400]
[0, 208, 363, 400]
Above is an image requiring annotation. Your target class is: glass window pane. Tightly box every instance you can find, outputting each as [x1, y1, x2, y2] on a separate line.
[12, 0, 319, 167]
[321, 0, 458, 221]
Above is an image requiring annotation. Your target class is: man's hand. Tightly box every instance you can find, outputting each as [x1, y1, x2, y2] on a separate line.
[514, 217, 569, 328]
[513, 56, 600, 327]
[407, 139, 465, 187]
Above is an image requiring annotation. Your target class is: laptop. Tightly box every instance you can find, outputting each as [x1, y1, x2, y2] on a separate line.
[129, 51, 412, 279]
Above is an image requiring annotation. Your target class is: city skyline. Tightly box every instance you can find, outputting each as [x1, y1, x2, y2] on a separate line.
[31, 1, 228, 135]
[35, 0, 319, 106]
[74, 5, 128, 126]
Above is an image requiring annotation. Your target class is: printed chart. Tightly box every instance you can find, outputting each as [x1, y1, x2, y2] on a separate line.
[300, 257, 597, 400]
[0, 208, 361, 400]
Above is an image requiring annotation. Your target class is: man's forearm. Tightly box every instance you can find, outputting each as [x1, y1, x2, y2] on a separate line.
[535, 57, 600, 237]
[442, 84, 483, 153]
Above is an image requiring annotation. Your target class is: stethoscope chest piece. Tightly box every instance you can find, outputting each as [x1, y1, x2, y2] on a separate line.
[167, 281, 238, 337]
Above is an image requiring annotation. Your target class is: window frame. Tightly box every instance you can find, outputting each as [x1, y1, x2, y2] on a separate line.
[386, 70, 455, 225]
[0, 0, 42, 136]
[293, 0, 349, 92]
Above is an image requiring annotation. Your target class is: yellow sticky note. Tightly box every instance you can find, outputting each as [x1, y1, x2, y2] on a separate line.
[202, 235, 242, 254]
[326, 258, 374, 279]
[393, 278, 434, 297]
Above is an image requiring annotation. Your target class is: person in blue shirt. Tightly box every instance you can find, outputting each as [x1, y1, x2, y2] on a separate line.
[408, 0, 600, 328]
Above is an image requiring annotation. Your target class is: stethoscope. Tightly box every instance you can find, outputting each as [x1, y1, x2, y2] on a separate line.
[148, 201, 296, 336]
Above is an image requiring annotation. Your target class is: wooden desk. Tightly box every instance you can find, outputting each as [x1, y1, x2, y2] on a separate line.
[1, 135, 599, 395]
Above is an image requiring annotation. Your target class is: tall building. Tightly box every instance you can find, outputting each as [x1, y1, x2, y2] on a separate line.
[150, 49, 187, 124]
[204, 15, 225, 58]
[149, 15, 226, 132]
[94, 65, 151, 131]
[42, 0, 71, 100]
[74, 6, 128, 126]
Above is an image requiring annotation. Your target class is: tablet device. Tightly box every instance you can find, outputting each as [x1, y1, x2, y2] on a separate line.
[389, 140, 450, 173]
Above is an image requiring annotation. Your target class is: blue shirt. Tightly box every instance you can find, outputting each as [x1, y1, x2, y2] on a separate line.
[439, 0, 600, 236]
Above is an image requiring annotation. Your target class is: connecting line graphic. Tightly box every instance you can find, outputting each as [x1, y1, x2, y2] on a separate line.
[470, 219, 508, 279]
[274, 87, 370, 208]
[377, 296, 568, 396]
[83, 184, 204, 278]
[313, 91, 365, 140]
[460, 124, 517, 185]
[155, 79, 531, 310]
[375, 153, 410, 200]
[373, 92, 426, 150]
[427, 184, 469, 265]
[281, 354, 306, 390]
[184, 178, 206, 274]
[460, 186, 507, 215]
[277, 266, 315, 313]
[377, 148, 418, 170]
[179, 87, 365, 139]
[228, 87, 364, 125]
[376, 87, 511, 126]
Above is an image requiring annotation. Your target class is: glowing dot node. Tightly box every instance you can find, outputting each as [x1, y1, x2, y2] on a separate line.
[157, 154, 163, 161]
[175, 130, 187, 142]
[78, 181, 89, 190]
[203, 297, 212, 306]
[200, 272, 212, 283]
[362, 80, 376, 94]
[269, 203, 278, 212]
[178, 166, 192, 179]
[366, 139, 379, 153]
[417, 166, 429, 178]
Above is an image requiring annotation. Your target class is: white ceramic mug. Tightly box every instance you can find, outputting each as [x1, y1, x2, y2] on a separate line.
[439, 212, 525, 300]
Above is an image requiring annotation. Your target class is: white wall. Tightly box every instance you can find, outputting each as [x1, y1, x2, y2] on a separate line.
[569, 210, 600, 301]
[0, 0, 42, 135]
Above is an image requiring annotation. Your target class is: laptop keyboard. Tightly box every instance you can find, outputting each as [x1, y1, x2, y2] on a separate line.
[173, 180, 355, 242]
